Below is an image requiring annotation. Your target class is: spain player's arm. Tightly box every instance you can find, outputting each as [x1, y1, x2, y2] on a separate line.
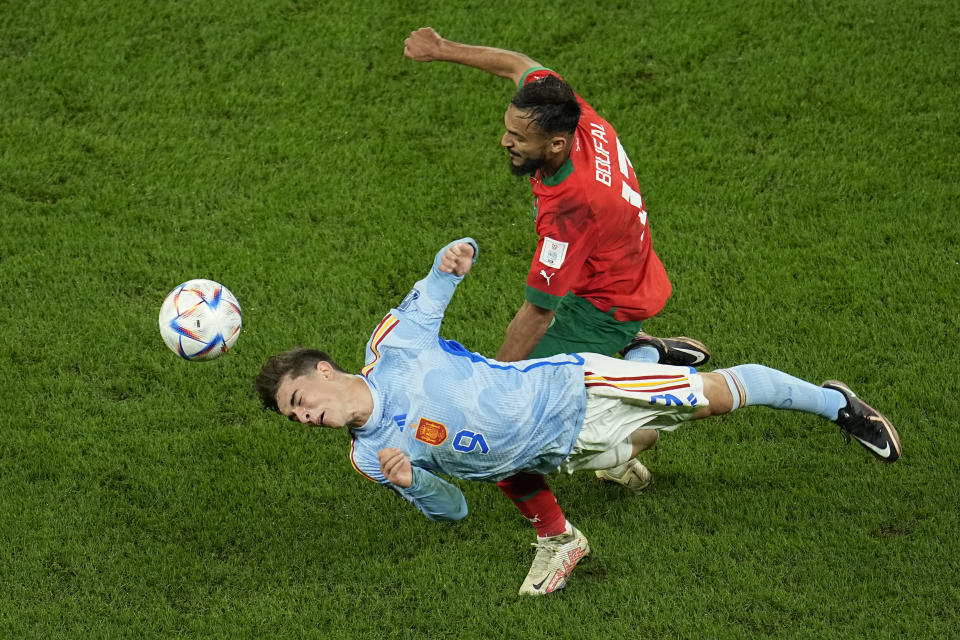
[391, 238, 478, 337]
[393, 467, 468, 522]
[377, 447, 468, 522]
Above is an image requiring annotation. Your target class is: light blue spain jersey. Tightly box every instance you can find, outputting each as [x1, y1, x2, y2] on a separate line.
[348, 239, 587, 522]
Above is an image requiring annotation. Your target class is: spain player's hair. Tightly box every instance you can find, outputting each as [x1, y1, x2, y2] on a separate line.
[510, 75, 581, 135]
[255, 346, 345, 413]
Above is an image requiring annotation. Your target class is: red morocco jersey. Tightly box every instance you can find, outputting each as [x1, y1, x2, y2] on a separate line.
[521, 67, 671, 322]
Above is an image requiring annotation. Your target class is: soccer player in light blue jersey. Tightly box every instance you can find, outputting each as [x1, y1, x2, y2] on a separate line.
[255, 239, 901, 596]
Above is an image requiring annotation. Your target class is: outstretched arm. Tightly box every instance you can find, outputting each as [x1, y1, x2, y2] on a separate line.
[437, 241, 475, 277]
[404, 27, 540, 86]
[393, 238, 478, 328]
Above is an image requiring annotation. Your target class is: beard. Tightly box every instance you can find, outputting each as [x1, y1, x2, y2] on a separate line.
[508, 152, 547, 177]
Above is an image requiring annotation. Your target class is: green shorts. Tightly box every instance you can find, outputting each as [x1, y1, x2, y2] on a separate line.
[529, 293, 644, 358]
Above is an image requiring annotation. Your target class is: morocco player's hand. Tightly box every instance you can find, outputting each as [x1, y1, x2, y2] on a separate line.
[438, 242, 475, 277]
[404, 27, 444, 62]
[378, 448, 413, 488]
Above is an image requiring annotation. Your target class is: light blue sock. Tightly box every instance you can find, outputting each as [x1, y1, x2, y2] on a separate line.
[719, 364, 847, 420]
[623, 345, 660, 363]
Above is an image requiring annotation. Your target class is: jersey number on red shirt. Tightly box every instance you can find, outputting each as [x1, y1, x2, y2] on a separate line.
[615, 137, 647, 228]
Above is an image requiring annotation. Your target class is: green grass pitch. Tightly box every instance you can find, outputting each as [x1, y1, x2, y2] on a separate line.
[1, 0, 957, 637]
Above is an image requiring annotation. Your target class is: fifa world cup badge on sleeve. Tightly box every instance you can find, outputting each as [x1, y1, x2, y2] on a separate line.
[539, 237, 568, 269]
[399, 288, 420, 311]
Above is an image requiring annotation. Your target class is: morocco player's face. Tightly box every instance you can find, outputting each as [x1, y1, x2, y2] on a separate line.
[501, 105, 549, 176]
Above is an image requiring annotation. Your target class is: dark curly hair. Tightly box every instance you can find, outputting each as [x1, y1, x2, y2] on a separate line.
[510, 74, 581, 135]
[255, 347, 344, 413]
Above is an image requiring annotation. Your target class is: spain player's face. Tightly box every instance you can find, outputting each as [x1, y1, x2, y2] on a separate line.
[276, 362, 349, 428]
[501, 105, 549, 176]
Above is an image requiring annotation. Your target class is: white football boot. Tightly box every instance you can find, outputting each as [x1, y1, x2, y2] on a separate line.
[518, 523, 590, 596]
[595, 458, 652, 494]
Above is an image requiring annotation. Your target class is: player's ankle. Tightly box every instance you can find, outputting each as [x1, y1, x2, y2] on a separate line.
[537, 519, 570, 540]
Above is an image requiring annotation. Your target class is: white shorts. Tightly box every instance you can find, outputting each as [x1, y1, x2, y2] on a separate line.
[558, 353, 708, 474]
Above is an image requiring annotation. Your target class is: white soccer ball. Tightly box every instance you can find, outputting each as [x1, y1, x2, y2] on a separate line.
[158, 279, 242, 361]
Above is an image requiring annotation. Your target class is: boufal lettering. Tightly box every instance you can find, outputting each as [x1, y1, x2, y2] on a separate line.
[590, 122, 612, 187]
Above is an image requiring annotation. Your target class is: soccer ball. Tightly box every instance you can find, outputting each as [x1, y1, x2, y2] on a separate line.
[159, 279, 242, 361]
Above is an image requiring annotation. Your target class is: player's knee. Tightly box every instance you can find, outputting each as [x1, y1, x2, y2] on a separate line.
[701, 372, 733, 415]
[629, 429, 659, 455]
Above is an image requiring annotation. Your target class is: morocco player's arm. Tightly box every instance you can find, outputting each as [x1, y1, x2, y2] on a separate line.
[496, 194, 600, 361]
[404, 27, 540, 85]
[495, 301, 554, 361]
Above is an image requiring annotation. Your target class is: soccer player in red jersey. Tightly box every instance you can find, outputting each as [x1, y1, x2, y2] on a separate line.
[403, 27, 711, 594]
